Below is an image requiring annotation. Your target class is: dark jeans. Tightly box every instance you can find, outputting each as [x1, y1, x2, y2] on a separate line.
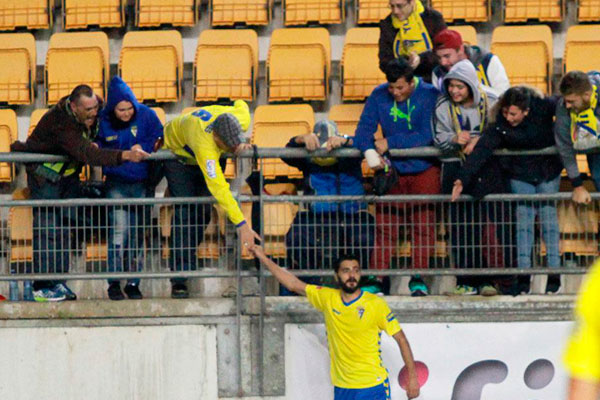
[164, 160, 213, 284]
[286, 210, 374, 270]
[28, 173, 82, 290]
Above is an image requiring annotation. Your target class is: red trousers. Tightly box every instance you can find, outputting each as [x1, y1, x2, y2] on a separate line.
[370, 166, 441, 270]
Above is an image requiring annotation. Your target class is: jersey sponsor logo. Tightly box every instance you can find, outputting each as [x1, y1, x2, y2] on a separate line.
[332, 308, 341, 315]
[206, 159, 217, 179]
[357, 306, 365, 319]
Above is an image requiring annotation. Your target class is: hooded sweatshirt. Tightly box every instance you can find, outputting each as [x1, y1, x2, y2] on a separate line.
[96, 76, 163, 183]
[434, 59, 498, 155]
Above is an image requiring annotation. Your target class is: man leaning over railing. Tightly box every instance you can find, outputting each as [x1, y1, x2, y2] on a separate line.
[353, 57, 440, 297]
[10, 84, 149, 302]
[161, 100, 261, 299]
[554, 70, 600, 204]
[280, 120, 375, 293]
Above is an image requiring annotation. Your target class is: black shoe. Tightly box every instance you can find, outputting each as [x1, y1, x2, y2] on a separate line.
[108, 282, 125, 301]
[171, 283, 189, 299]
[546, 274, 561, 294]
[124, 283, 143, 300]
[518, 275, 531, 295]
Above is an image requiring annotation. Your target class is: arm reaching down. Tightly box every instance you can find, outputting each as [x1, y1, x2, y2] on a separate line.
[393, 330, 420, 399]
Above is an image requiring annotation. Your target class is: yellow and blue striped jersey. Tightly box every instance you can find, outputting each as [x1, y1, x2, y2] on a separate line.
[565, 259, 600, 382]
[306, 285, 402, 389]
[163, 100, 251, 226]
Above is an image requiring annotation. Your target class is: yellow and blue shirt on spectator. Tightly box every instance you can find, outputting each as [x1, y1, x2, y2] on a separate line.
[564, 259, 600, 382]
[306, 284, 401, 399]
[163, 100, 250, 227]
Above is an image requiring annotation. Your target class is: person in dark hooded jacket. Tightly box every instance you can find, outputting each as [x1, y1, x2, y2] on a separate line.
[452, 86, 563, 294]
[96, 76, 163, 301]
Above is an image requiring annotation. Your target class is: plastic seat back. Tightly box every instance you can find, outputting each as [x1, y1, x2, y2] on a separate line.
[0, 33, 35, 104]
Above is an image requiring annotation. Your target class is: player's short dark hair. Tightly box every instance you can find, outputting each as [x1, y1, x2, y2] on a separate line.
[559, 71, 592, 96]
[69, 84, 95, 104]
[384, 57, 414, 84]
[334, 254, 361, 273]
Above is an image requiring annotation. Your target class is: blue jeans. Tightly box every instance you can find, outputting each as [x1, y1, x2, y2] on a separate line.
[28, 172, 82, 290]
[164, 160, 214, 284]
[106, 179, 148, 285]
[587, 152, 600, 190]
[510, 176, 561, 269]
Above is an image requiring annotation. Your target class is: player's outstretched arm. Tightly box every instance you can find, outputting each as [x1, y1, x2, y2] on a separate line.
[249, 245, 307, 296]
[568, 378, 600, 400]
[393, 330, 420, 400]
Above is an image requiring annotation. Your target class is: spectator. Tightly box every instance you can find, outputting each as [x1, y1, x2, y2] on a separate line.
[452, 86, 563, 294]
[96, 77, 163, 301]
[11, 85, 149, 302]
[162, 101, 260, 299]
[433, 59, 503, 296]
[432, 29, 510, 97]
[354, 57, 440, 296]
[378, 0, 446, 82]
[282, 120, 375, 291]
[555, 71, 600, 204]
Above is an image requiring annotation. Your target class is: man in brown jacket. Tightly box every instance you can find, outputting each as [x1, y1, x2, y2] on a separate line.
[11, 84, 149, 302]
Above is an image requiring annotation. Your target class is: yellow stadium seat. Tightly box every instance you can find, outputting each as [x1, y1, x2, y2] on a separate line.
[251, 104, 314, 179]
[45, 32, 109, 105]
[341, 28, 386, 101]
[136, 0, 198, 27]
[0, 109, 15, 182]
[329, 103, 383, 178]
[62, 0, 125, 29]
[9, 188, 33, 264]
[267, 28, 330, 102]
[119, 30, 183, 103]
[151, 107, 166, 125]
[578, 0, 600, 21]
[0, 33, 35, 104]
[283, 0, 343, 25]
[564, 25, 600, 73]
[450, 25, 478, 46]
[0, 0, 52, 30]
[490, 25, 552, 94]
[194, 29, 258, 102]
[503, 0, 564, 22]
[210, 0, 271, 26]
[432, 0, 489, 22]
[355, 0, 388, 24]
[28, 109, 49, 137]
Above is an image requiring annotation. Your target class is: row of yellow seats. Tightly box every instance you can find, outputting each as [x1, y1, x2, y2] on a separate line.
[0, 23, 598, 106]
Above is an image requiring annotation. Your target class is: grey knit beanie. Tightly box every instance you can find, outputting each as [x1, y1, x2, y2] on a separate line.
[212, 113, 242, 150]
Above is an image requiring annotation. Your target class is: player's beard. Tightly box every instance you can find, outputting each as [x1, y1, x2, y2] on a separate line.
[340, 278, 359, 294]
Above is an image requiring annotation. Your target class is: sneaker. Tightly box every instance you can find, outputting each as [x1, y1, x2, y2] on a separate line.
[408, 276, 428, 297]
[33, 288, 66, 302]
[546, 274, 561, 294]
[124, 283, 143, 300]
[451, 285, 477, 296]
[107, 282, 125, 301]
[23, 281, 34, 302]
[360, 276, 384, 295]
[479, 284, 498, 297]
[53, 283, 77, 301]
[171, 283, 189, 299]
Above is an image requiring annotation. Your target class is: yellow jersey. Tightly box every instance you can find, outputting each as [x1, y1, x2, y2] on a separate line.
[306, 285, 402, 389]
[163, 100, 251, 226]
[564, 259, 600, 382]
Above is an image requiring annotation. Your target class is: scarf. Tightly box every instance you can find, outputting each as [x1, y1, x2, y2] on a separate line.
[392, 0, 432, 58]
[571, 85, 599, 143]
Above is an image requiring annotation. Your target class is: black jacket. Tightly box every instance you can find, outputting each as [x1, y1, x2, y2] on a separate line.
[378, 8, 446, 81]
[458, 94, 563, 188]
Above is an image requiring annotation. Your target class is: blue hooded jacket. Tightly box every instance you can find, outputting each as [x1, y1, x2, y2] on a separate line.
[97, 76, 163, 182]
